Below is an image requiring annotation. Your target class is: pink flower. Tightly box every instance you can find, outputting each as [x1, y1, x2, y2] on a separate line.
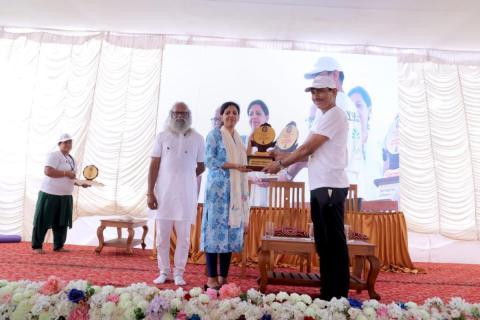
[106, 294, 120, 304]
[39, 276, 66, 295]
[218, 283, 241, 300]
[176, 311, 188, 320]
[68, 304, 89, 320]
[206, 288, 218, 300]
[1, 293, 12, 303]
[377, 306, 388, 318]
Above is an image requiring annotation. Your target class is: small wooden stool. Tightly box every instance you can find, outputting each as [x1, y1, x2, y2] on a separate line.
[95, 218, 148, 254]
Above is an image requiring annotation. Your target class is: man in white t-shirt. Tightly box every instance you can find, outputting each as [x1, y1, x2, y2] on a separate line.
[264, 76, 350, 300]
[147, 102, 205, 286]
[279, 57, 362, 194]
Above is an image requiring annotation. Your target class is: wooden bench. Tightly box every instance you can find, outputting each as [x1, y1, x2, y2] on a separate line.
[95, 218, 148, 254]
[258, 237, 381, 300]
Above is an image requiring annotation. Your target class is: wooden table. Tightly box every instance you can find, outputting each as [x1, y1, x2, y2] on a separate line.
[95, 218, 148, 254]
[258, 237, 381, 300]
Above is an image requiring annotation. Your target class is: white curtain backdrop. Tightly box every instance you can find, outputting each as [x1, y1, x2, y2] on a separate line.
[1, 27, 480, 241]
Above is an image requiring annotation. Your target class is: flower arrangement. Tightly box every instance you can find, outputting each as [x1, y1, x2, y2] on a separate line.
[1, 278, 480, 320]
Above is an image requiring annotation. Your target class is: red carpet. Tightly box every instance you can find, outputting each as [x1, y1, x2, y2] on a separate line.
[1, 242, 480, 304]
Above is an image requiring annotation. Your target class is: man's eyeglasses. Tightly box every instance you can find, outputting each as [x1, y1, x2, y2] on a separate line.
[171, 111, 190, 117]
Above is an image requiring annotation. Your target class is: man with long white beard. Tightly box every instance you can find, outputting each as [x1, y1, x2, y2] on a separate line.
[147, 102, 205, 286]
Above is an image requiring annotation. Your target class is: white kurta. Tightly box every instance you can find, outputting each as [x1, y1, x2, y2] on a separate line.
[149, 129, 205, 224]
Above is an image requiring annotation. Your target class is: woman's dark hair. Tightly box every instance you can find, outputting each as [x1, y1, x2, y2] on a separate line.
[247, 99, 269, 116]
[220, 101, 240, 115]
[348, 86, 372, 108]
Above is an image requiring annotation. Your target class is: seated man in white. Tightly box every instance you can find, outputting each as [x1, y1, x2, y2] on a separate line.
[147, 102, 205, 286]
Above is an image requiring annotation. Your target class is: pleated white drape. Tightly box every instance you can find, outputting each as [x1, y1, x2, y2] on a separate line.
[399, 63, 480, 240]
[0, 30, 164, 239]
[1, 27, 480, 240]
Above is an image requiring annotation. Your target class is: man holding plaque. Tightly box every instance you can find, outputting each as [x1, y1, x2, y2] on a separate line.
[147, 102, 205, 286]
[263, 75, 350, 301]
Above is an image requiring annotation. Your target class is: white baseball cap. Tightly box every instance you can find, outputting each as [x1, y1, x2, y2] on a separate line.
[304, 57, 343, 79]
[305, 75, 337, 92]
[58, 133, 72, 143]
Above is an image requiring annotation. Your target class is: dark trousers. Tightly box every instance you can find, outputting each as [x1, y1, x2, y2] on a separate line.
[32, 225, 68, 250]
[205, 252, 232, 277]
[310, 187, 350, 300]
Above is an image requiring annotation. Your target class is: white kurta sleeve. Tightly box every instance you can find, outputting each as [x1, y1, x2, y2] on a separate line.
[151, 133, 163, 158]
[196, 134, 205, 162]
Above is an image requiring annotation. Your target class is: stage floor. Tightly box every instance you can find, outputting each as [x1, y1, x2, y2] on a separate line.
[1, 242, 480, 303]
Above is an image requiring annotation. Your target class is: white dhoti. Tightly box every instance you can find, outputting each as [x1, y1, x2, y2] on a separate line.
[156, 219, 192, 276]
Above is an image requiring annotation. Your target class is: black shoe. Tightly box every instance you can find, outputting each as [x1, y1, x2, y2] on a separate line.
[204, 284, 221, 291]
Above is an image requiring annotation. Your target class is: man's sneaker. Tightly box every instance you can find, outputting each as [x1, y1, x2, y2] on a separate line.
[153, 273, 169, 284]
[174, 275, 186, 286]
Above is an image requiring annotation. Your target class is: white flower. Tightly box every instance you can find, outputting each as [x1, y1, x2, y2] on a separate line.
[66, 280, 88, 291]
[305, 306, 318, 317]
[51, 300, 73, 318]
[450, 309, 461, 318]
[219, 300, 231, 310]
[264, 293, 276, 303]
[387, 303, 403, 319]
[175, 287, 185, 298]
[271, 301, 283, 311]
[348, 307, 362, 319]
[363, 306, 376, 320]
[31, 295, 51, 315]
[449, 297, 467, 311]
[289, 292, 301, 303]
[247, 288, 260, 301]
[132, 294, 146, 307]
[276, 291, 289, 302]
[90, 292, 107, 307]
[362, 299, 381, 309]
[300, 294, 312, 305]
[189, 287, 202, 297]
[161, 313, 175, 320]
[122, 307, 136, 320]
[295, 301, 307, 312]
[170, 297, 182, 309]
[12, 292, 25, 304]
[405, 301, 418, 309]
[101, 285, 115, 295]
[198, 294, 210, 304]
[101, 302, 115, 316]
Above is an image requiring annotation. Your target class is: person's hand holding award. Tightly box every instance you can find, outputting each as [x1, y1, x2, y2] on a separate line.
[247, 123, 276, 171]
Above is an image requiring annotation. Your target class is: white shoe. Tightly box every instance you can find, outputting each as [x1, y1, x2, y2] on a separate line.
[153, 273, 169, 284]
[174, 275, 186, 286]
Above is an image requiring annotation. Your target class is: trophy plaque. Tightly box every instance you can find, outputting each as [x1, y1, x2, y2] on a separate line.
[75, 165, 104, 186]
[247, 123, 276, 171]
[275, 121, 299, 152]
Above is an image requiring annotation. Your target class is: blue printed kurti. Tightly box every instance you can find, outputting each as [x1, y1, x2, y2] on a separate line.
[201, 128, 244, 253]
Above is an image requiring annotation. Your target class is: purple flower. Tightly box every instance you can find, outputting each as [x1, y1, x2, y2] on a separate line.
[146, 295, 170, 320]
[188, 315, 201, 320]
[261, 314, 272, 320]
[348, 297, 362, 309]
[68, 289, 86, 304]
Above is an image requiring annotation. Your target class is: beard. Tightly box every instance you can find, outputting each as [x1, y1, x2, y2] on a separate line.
[166, 116, 192, 135]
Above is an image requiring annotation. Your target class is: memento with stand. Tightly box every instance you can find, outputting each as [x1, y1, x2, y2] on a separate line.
[247, 123, 276, 171]
[275, 121, 299, 152]
[75, 165, 104, 186]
